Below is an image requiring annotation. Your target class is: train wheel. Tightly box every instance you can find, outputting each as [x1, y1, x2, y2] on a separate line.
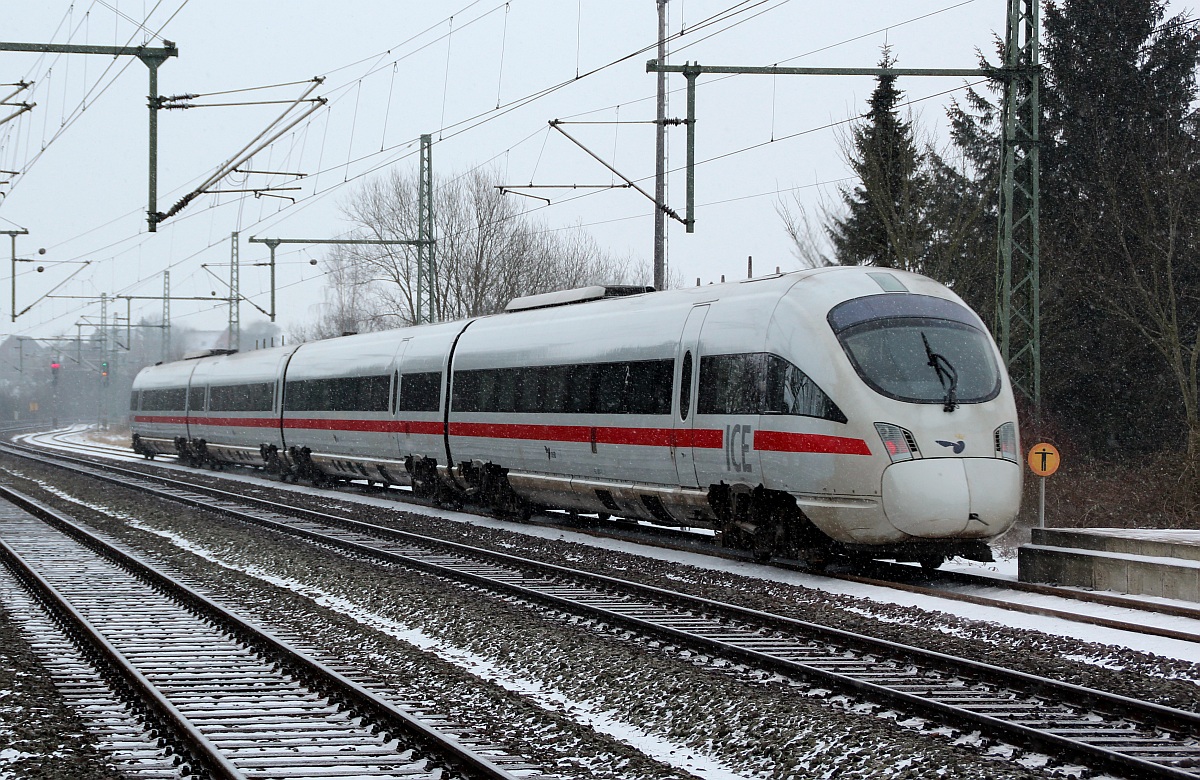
[410, 459, 439, 500]
[919, 554, 944, 571]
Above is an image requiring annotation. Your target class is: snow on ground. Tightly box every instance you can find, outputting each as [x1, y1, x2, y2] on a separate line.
[53, 426, 1200, 664]
[10, 468, 751, 780]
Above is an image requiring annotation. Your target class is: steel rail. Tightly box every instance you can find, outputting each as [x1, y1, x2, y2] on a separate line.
[17, 432, 1200, 634]
[832, 563, 1200, 641]
[0, 481, 532, 780]
[7, 443, 1200, 777]
[0, 528, 245, 779]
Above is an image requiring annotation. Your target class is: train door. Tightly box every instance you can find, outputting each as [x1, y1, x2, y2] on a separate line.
[388, 338, 412, 457]
[673, 304, 710, 487]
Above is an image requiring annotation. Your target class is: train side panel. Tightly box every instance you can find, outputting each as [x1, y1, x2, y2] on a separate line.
[280, 331, 408, 482]
[188, 347, 295, 466]
[448, 294, 684, 476]
[447, 292, 711, 521]
[396, 321, 470, 465]
[130, 360, 199, 457]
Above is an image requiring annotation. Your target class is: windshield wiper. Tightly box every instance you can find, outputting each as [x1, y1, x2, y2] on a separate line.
[921, 332, 958, 412]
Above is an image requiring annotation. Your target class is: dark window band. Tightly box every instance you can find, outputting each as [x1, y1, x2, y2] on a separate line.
[209, 382, 275, 412]
[285, 375, 391, 413]
[698, 353, 847, 423]
[452, 359, 672, 415]
[140, 387, 187, 412]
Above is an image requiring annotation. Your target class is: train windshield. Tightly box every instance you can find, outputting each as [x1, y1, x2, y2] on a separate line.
[828, 294, 1001, 405]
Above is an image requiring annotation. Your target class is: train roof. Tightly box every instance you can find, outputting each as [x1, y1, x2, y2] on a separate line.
[133, 266, 974, 383]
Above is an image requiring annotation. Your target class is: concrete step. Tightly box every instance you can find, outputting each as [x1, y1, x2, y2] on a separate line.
[1018, 532, 1200, 601]
[1031, 527, 1200, 563]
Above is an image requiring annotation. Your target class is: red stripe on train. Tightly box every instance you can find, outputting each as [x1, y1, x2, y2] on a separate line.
[190, 416, 280, 428]
[754, 430, 872, 456]
[283, 418, 443, 435]
[134, 415, 867, 455]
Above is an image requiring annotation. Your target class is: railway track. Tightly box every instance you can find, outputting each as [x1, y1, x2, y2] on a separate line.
[6, 440, 1200, 777]
[0, 482, 554, 780]
[17, 429, 1200, 646]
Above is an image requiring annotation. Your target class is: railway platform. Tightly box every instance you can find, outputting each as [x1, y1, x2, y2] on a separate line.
[1018, 528, 1200, 602]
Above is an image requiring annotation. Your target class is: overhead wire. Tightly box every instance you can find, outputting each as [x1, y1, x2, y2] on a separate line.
[13, 0, 768, 252]
[13, 0, 983, 333]
[4, 0, 804, 323]
[495, 3, 509, 108]
[555, 0, 984, 123]
[2, 0, 189, 199]
[439, 16, 455, 139]
[180, 79, 325, 100]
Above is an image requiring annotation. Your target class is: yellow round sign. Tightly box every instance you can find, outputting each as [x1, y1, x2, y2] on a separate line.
[1028, 442, 1061, 477]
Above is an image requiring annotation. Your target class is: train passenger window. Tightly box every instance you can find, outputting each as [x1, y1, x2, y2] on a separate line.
[565, 364, 594, 413]
[188, 386, 205, 413]
[698, 353, 846, 423]
[541, 366, 570, 413]
[459, 367, 490, 413]
[516, 368, 544, 413]
[142, 387, 187, 411]
[398, 372, 441, 412]
[763, 355, 848, 423]
[451, 360, 671, 415]
[627, 360, 672, 415]
[282, 375, 392, 412]
[209, 382, 274, 412]
[680, 351, 693, 420]
[698, 354, 763, 415]
[451, 370, 479, 412]
[474, 369, 497, 411]
[494, 369, 519, 412]
[595, 363, 627, 414]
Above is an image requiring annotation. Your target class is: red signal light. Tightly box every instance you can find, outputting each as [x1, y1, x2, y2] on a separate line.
[50, 362, 61, 369]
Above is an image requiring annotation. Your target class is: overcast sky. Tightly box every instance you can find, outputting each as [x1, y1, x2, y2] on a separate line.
[0, 1, 1030, 341]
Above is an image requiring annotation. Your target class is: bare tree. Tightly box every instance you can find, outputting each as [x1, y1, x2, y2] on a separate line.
[1093, 129, 1200, 462]
[776, 193, 836, 269]
[290, 244, 391, 342]
[319, 166, 641, 327]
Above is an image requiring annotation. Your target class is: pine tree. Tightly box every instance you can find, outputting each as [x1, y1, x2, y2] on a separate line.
[1038, 0, 1200, 459]
[921, 84, 1002, 322]
[828, 48, 928, 270]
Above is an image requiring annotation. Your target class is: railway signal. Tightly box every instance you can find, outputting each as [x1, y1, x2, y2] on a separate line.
[50, 361, 60, 385]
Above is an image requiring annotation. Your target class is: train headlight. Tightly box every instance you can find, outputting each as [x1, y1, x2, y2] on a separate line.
[994, 422, 1018, 462]
[875, 422, 920, 463]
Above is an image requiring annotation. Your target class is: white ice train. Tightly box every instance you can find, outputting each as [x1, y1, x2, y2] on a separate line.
[130, 266, 1022, 566]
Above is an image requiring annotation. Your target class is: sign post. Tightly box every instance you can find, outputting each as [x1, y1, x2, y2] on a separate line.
[1027, 442, 1061, 527]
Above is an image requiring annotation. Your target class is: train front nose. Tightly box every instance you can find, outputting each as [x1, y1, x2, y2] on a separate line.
[880, 458, 1021, 538]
